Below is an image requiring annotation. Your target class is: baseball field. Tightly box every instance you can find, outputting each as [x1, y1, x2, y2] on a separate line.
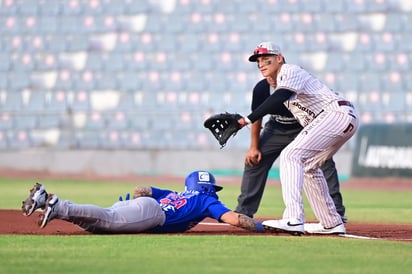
[0, 170, 411, 274]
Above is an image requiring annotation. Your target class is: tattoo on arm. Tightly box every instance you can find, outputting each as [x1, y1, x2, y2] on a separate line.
[238, 214, 259, 232]
[133, 186, 152, 198]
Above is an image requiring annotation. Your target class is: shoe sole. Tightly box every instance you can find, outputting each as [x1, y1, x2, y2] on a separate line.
[22, 201, 38, 216]
[263, 225, 304, 236]
[39, 206, 53, 229]
[22, 184, 46, 216]
[306, 231, 346, 235]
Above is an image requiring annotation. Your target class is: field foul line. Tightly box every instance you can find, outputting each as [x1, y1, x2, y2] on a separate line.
[199, 222, 404, 241]
[339, 234, 377, 240]
[199, 222, 230, 226]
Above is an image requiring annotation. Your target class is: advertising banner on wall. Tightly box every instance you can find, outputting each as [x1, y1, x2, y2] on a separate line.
[351, 124, 412, 177]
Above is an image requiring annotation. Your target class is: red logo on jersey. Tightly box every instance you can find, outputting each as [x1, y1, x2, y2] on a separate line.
[159, 193, 188, 210]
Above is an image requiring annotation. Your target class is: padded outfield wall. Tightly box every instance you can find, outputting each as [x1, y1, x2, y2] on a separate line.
[352, 124, 412, 177]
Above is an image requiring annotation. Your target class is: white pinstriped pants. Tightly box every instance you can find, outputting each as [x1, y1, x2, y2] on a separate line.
[279, 104, 358, 228]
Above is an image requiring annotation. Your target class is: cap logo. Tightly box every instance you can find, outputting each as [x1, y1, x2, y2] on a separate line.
[198, 171, 210, 182]
[254, 47, 271, 55]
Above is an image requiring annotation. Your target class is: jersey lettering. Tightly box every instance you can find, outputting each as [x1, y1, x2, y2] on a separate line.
[159, 194, 188, 211]
[291, 101, 316, 118]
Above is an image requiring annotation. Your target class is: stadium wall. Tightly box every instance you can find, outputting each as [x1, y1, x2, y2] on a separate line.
[0, 149, 353, 179]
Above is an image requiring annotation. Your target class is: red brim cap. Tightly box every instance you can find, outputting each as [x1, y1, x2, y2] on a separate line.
[248, 42, 281, 62]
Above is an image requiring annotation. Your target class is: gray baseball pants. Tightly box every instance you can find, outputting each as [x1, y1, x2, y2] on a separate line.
[53, 197, 166, 233]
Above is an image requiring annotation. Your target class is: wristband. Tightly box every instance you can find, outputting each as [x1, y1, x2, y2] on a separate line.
[256, 221, 264, 232]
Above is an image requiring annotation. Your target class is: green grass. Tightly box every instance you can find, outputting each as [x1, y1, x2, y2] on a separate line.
[4, 178, 412, 223]
[0, 236, 411, 274]
[1, 178, 412, 274]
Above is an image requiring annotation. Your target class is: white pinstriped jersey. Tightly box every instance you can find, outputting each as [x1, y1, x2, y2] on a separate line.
[277, 64, 346, 127]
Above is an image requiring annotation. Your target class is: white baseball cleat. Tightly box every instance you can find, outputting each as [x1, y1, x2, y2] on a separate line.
[304, 223, 346, 235]
[262, 219, 304, 236]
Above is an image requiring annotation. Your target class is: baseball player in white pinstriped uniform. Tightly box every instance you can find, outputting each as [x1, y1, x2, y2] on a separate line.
[238, 42, 359, 235]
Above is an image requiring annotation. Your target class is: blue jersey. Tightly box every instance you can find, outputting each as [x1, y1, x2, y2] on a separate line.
[149, 187, 231, 233]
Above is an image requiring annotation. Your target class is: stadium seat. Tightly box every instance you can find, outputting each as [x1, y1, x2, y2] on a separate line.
[123, 0, 150, 14]
[37, 114, 61, 129]
[382, 91, 406, 112]
[37, 16, 59, 33]
[10, 53, 35, 71]
[47, 91, 68, 112]
[116, 92, 138, 112]
[364, 0, 389, 12]
[359, 73, 382, 92]
[7, 130, 32, 149]
[397, 33, 412, 52]
[102, 53, 125, 72]
[344, 52, 368, 72]
[14, 115, 37, 130]
[45, 35, 67, 52]
[66, 34, 90, 52]
[17, 0, 38, 15]
[300, 0, 322, 12]
[129, 114, 150, 131]
[0, 114, 13, 130]
[106, 111, 129, 130]
[7, 72, 30, 91]
[325, 53, 344, 72]
[0, 131, 8, 149]
[73, 72, 96, 91]
[0, 1, 17, 15]
[25, 91, 47, 112]
[1, 92, 23, 112]
[389, 53, 410, 72]
[335, 72, 360, 92]
[38, 0, 60, 15]
[275, 0, 300, 13]
[404, 72, 412, 91]
[102, 0, 125, 15]
[117, 72, 141, 92]
[0, 53, 10, 71]
[334, 14, 360, 32]
[99, 130, 126, 149]
[382, 72, 403, 92]
[384, 13, 405, 32]
[70, 91, 90, 111]
[0, 74, 7, 90]
[75, 131, 102, 149]
[373, 33, 397, 52]
[59, 16, 83, 34]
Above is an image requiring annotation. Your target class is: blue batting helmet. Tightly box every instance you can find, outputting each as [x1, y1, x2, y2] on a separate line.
[184, 171, 223, 194]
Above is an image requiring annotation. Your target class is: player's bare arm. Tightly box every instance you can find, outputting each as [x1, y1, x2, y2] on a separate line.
[133, 186, 152, 198]
[220, 211, 263, 232]
[245, 119, 263, 166]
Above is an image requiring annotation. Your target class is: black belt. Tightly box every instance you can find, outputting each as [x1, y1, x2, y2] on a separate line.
[316, 100, 355, 119]
[337, 100, 354, 108]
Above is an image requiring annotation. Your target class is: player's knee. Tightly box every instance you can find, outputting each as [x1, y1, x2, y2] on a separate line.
[280, 148, 302, 163]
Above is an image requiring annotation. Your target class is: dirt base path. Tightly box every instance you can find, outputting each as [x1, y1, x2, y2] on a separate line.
[1, 210, 411, 242]
[1, 169, 412, 242]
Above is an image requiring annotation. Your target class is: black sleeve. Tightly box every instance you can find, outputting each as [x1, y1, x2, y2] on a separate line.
[251, 79, 270, 111]
[247, 88, 294, 123]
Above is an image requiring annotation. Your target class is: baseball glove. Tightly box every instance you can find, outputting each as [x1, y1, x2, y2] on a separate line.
[204, 112, 243, 148]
